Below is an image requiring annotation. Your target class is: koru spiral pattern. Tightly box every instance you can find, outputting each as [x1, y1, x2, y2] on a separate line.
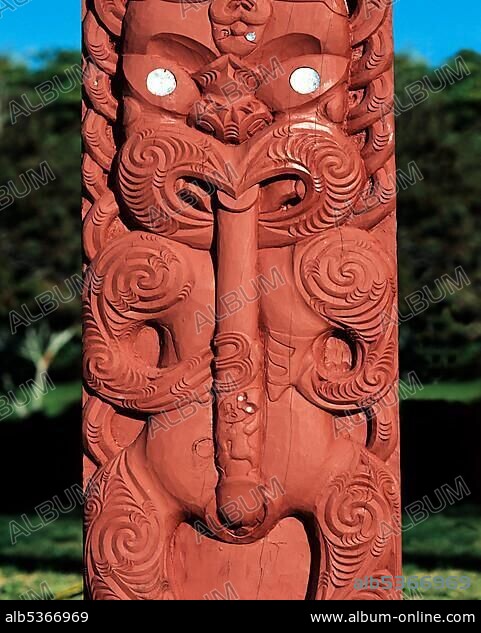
[83, 0, 400, 600]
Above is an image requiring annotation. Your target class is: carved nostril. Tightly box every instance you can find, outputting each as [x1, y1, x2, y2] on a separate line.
[240, 0, 256, 11]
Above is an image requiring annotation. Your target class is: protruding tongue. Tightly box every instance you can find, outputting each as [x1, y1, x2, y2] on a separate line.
[213, 186, 267, 532]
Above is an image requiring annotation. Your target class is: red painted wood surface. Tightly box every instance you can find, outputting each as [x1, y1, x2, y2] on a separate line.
[82, 0, 400, 600]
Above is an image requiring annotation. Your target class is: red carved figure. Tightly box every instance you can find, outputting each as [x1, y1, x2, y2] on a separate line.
[83, 0, 400, 600]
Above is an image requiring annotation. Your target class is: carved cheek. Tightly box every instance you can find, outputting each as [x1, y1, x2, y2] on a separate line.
[258, 249, 325, 336]
[123, 97, 143, 131]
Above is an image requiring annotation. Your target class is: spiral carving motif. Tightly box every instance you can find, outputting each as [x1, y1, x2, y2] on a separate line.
[118, 129, 230, 243]
[255, 124, 366, 239]
[295, 227, 395, 343]
[213, 332, 261, 393]
[83, 0, 400, 600]
[83, 231, 212, 412]
[85, 452, 172, 600]
[317, 452, 399, 599]
[294, 227, 396, 411]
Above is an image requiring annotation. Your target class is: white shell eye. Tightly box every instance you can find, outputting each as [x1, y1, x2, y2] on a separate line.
[289, 67, 321, 95]
[146, 68, 177, 97]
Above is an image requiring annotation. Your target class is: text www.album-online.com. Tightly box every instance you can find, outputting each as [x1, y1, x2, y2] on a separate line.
[310, 612, 476, 623]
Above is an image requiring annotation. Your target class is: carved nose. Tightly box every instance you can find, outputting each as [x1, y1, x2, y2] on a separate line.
[217, 186, 259, 213]
[189, 95, 273, 144]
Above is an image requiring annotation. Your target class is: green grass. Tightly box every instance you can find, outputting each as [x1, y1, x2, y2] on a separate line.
[402, 563, 481, 600]
[405, 378, 481, 404]
[0, 506, 479, 600]
[0, 514, 82, 600]
[402, 505, 481, 600]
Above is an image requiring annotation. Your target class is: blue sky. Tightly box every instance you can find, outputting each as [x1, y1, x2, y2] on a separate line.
[394, 0, 481, 65]
[0, 0, 479, 66]
[0, 2, 80, 56]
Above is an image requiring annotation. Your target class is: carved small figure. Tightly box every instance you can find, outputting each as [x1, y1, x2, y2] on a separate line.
[83, 0, 400, 600]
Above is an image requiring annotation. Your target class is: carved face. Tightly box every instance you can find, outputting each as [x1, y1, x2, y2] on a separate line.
[122, 0, 352, 134]
[108, 0, 392, 535]
[209, 0, 273, 56]
[85, 0, 396, 538]
[84, 0, 400, 600]
[119, 0, 365, 247]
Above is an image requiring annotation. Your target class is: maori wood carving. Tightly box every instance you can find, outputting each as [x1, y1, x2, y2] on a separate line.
[82, 0, 400, 600]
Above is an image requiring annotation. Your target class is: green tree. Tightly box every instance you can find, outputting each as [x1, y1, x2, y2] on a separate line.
[395, 50, 481, 381]
[0, 51, 81, 387]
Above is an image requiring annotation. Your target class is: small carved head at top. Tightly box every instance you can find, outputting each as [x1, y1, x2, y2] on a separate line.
[209, 0, 273, 56]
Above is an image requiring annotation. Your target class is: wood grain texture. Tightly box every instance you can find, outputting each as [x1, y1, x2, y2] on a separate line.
[82, 0, 400, 600]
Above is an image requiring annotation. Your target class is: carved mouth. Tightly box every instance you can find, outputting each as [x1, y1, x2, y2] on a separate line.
[259, 175, 307, 214]
[117, 122, 365, 250]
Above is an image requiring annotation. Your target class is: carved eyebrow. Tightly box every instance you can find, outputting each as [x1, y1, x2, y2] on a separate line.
[251, 34, 323, 62]
[145, 35, 217, 72]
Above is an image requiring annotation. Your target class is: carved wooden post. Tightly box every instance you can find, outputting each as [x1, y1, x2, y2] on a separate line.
[83, 0, 400, 600]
